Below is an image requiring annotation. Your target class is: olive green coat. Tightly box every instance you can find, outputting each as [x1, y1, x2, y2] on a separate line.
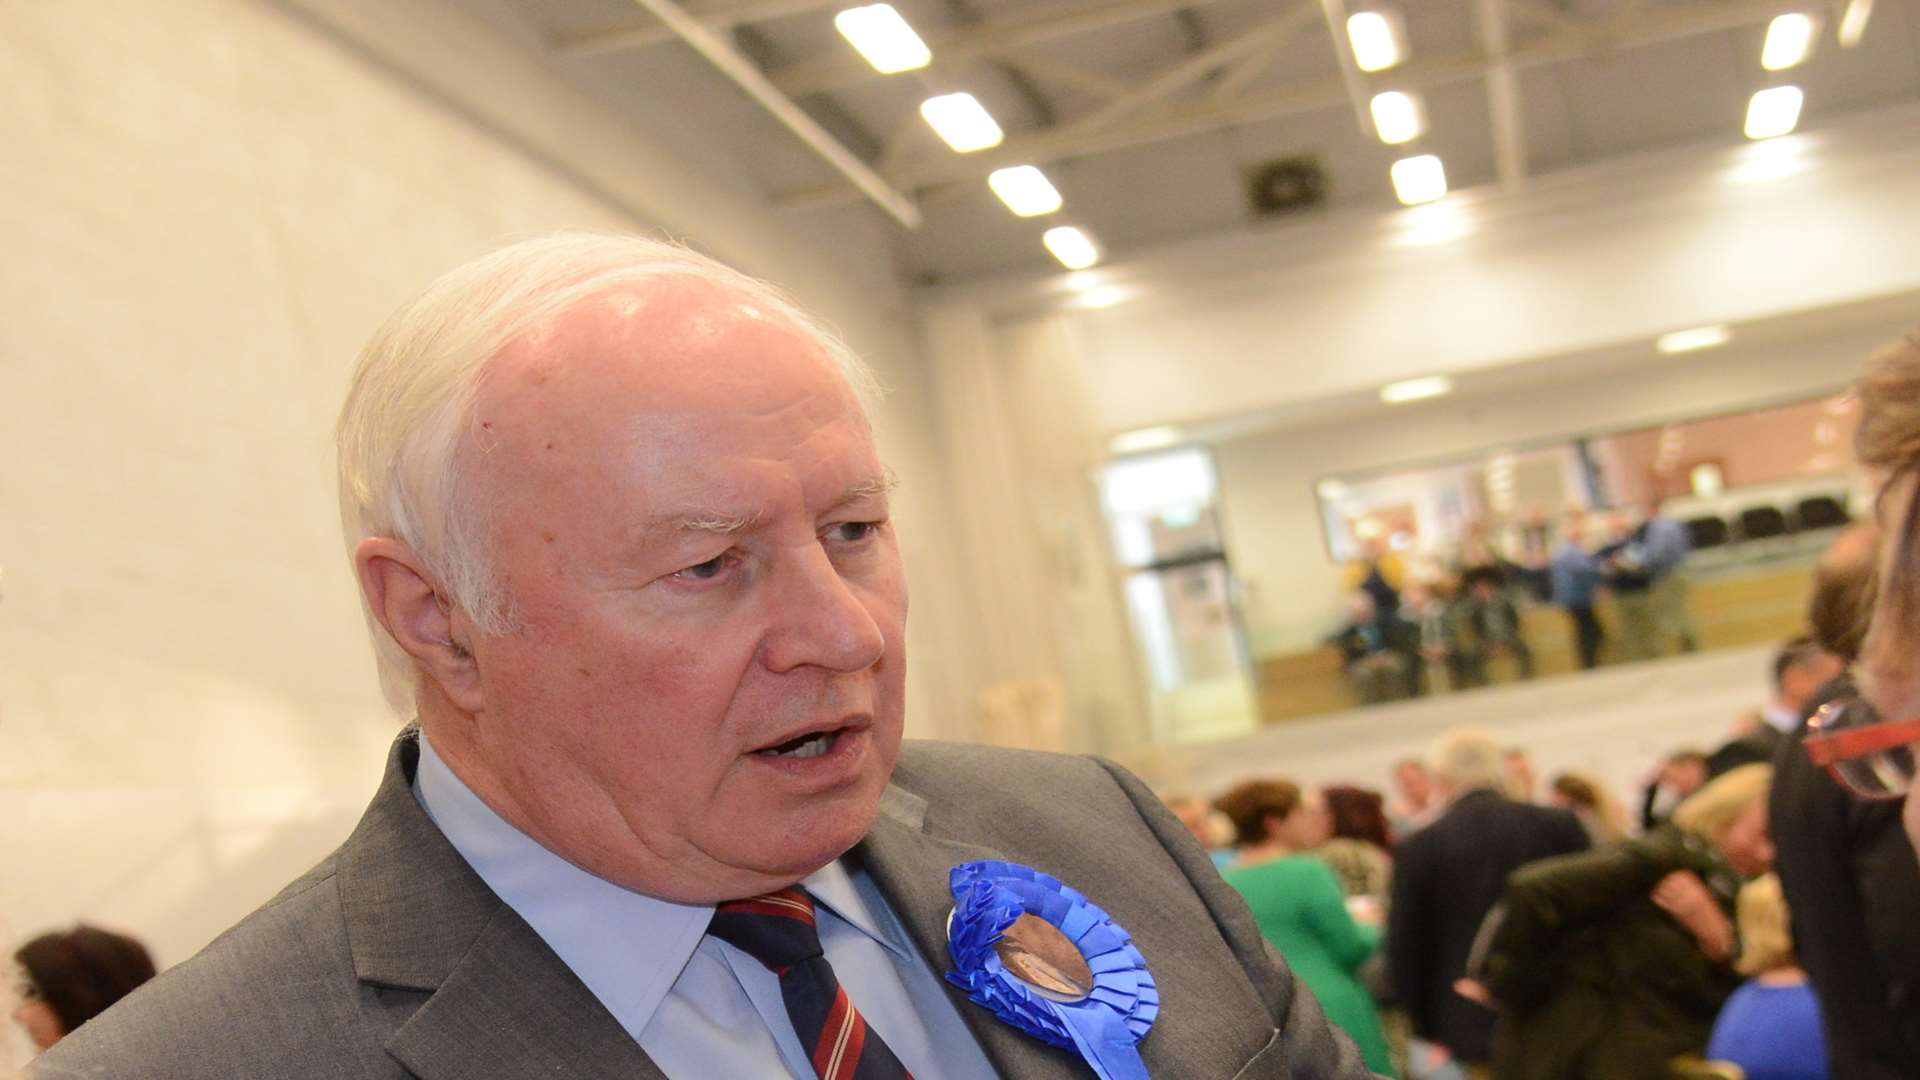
[1481, 825, 1745, 1080]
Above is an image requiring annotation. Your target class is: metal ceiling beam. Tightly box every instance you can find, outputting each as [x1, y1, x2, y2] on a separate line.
[1475, 0, 1528, 188]
[769, 0, 1243, 97]
[553, 0, 843, 57]
[625, 0, 923, 227]
[1070, 13, 1307, 135]
[781, 0, 1820, 207]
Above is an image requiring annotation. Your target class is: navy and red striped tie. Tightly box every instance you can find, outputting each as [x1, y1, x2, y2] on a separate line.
[709, 887, 914, 1080]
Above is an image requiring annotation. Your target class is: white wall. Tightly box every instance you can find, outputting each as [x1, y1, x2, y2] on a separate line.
[0, 0, 976, 1001]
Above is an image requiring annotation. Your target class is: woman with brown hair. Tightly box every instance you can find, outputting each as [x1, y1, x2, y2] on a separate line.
[1216, 779, 1397, 1076]
[11, 924, 156, 1050]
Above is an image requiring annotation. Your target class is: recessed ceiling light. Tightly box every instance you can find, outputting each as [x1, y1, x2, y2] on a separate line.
[1380, 375, 1454, 404]
[987, 165, 1063, 217]
[1391, 201, 1471, 247]
[1838, 0, 1875, 47]
[1761, 13, 1819, 71]
[1043, 226, 1101, 270]
[833, 5, 932, 74]
[1109, 426, 1182, 455]
[1389, 154, 1447, 205]
[1727, 136, 1810, 183]
[1369, 90, 1427, 145]
[1656, 325, 1734, 354]
[1346, 10, 1407, 73]
[1745, 85, 1804, 140]
[920, 92, 1003, 153]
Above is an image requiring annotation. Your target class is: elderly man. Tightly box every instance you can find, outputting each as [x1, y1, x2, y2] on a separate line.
[34, 233, 1370, 1079]
[1386, 728, 1588, 1075]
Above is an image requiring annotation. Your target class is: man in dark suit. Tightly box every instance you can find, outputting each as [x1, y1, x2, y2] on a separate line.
[34, 233, 1372, 1079]
[1387, 728, 1589, 1072]
[1705, 636, 1843, 779]
[1770, 524, 1920, 1079]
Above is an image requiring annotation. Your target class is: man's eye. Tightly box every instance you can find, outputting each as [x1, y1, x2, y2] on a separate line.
[829, 521, 882, 543]
[676, 554, 731, 581]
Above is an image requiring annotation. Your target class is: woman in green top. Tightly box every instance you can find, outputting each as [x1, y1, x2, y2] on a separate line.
[1217, 779, 1397, 1077]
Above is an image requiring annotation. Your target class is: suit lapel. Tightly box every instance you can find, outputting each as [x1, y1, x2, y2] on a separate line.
[339, 731, 665, 1080]
[855, 786, 1089, 1079]
[384, 906, 666, 1080]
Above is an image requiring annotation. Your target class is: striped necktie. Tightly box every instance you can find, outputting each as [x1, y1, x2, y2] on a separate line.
[708, 887, 914, 1080]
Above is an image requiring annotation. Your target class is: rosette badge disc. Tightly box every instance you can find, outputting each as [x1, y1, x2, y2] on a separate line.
[944, 860, 1159, 1080]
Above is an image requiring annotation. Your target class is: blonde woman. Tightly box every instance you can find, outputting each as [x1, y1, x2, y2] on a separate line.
[1704, 874, 1829, 1079]
[1480, 764, 1775, 1080]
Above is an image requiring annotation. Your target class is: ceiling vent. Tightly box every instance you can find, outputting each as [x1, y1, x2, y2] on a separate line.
[1246, 156, 1327, 217]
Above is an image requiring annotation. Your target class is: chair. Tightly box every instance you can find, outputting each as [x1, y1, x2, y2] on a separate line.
[1796, 494, 1850, 530]
[1685, 515, 1729, 549]
[1737, 506, 1790, 541]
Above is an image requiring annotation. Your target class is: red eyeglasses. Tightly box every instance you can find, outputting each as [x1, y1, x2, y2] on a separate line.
[1804, 696, 1920, 800]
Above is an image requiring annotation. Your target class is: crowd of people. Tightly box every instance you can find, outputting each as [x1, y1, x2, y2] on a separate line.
[1331, 503, 1702, 705]
[12, 240, 1920, 1080]
[1171, 340, 1920, 1080]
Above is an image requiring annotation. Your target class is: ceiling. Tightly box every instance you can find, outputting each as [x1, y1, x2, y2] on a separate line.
[451, 0, 1920, 283]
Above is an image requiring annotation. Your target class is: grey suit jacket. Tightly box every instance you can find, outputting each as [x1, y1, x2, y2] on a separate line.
[33, 731, 1374, 1079]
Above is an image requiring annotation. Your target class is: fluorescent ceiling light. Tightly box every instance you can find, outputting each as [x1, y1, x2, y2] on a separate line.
[1656, 325, 1733, 354]
[1389, 154, 1447, 205]
[1369, 90, 1426, 145]
[1391, 201, 1471, 247]
[1727, 135, 1810, 183]
[920, 92, 1003, 153]
[1070, 284, 1134, 310]
[1346, 10, 1407, 73]
[834, 5, 932, 74]
[1745, 85, 1804, 140]
[1839, 0, 1874, 47]
[1043, 226, 1101, 270]
[1380, 375, 1453, 404]
[987, 165, 1063, 217]
[1109, 426, 1182, 455]
[1761, 13, 1818, 71]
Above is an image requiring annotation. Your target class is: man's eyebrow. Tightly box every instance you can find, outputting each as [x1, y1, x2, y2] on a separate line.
[837, 471, 898, 506]
[652, 473, 896, 537]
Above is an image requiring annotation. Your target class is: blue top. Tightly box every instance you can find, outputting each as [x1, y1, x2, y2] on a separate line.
[1549, 541, 1600, 609]
[1641, 515, 1692, 579]
[1705, 979, 1829, 1080]
[412, 732, 997, 1079]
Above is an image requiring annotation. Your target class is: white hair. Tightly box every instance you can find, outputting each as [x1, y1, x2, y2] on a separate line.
[335, 230, 881, 710]
[1427, 726, 1508, 797]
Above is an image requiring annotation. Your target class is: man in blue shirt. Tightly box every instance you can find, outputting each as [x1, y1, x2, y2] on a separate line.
[1549, 512, 1605, 669]
[1640, 503, 1699, 654]
[35, 233, 1373, 1080]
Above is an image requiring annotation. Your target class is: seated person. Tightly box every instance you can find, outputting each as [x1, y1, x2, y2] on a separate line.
[12, 925, 156, 1052]
[1329, 592, 1420, 704]
[1461, 567, 1533, 680]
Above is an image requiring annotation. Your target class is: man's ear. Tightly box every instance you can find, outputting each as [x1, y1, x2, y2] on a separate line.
[354, 537, 485, 713]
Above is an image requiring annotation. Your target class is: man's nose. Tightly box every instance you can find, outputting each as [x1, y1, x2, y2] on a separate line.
[760, 546, 886, 674]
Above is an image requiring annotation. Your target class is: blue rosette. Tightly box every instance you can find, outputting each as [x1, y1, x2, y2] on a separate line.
[945, 860, 1159, 1080]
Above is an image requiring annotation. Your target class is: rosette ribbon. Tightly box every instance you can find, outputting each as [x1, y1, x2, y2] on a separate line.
[944, 860, 1159, 1080]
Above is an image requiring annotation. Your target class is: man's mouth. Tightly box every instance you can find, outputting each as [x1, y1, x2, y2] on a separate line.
[753, 728, 845, 760]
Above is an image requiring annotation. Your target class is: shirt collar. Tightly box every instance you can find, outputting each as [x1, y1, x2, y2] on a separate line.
[411, 732, 915, 1030]
[1763, 701, 1802, 733]
[412, 731, 712, 1037]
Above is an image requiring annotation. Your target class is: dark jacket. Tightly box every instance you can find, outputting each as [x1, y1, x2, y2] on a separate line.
[1482, 826, 1744, 1080]
[1771, 676, 1920, 1079]
[1386, 789, 1589, 1064]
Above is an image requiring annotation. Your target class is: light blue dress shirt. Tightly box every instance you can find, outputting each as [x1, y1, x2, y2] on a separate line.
[412, 733, 999, 1080]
